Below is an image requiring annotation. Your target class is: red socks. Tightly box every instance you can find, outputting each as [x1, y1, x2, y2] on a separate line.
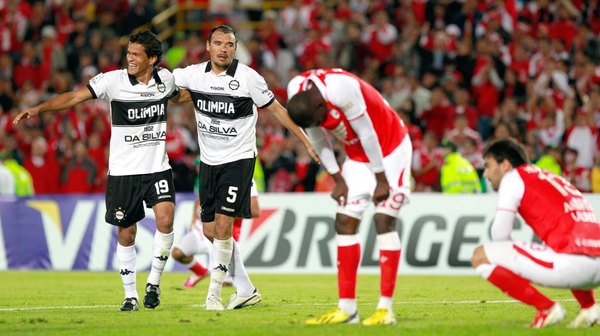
[337, 244, 360, 299]
[571, 289, 596, 309]
[232, 217, 242, 241]
[380, 249, 401, 297]
[487, 266, 554, 311]
[190, 262, 208, 276]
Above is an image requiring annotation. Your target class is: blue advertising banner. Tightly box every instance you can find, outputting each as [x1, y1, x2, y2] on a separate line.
[3, 193, 600, 274]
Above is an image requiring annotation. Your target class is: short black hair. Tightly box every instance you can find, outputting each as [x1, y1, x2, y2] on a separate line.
[483, 138, 529, 167]
[208, 25, 237, 43]
[286, 91, 315, 128]
[129, 30, 163, 64]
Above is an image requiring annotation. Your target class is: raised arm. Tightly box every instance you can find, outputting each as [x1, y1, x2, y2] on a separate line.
[263, 99, 321, 164]
[13, 86, 93, 124]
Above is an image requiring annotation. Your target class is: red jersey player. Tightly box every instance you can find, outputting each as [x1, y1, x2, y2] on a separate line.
[472, 138, 600, 328]
[287, 68, 412, 326]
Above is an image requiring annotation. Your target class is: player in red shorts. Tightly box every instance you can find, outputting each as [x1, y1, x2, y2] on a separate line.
[287, 68, 412, 325]
[472, 138, 600, 328]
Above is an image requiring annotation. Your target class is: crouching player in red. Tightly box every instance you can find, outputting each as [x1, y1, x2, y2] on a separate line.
[472, 138, 600, 328]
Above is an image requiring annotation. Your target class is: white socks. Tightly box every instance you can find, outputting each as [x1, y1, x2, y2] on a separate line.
[207, 237, 233, 298]
[339, 298, 357, 315]
[377, 296, 394, 311]
[146, 231, 174, 285]
[230, 240, 254, 296]
[117, 243, 137, 299]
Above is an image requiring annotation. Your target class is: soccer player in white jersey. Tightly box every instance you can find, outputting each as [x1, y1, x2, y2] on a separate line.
[173, 25, 319, 311]
[14, 31, 179, 312]
[286, 69, 412, 325]
[472, 138, 600, 328]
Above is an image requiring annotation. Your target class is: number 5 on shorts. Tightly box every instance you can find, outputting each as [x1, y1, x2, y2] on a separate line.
[227, 186, 238, 203]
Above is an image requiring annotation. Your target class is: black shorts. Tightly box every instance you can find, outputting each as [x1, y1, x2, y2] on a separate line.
[199, 158, 255, 222]
[105, 169, 176, 227]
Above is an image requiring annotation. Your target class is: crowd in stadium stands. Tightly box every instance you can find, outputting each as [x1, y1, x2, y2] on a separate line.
[1, 0, 600, 196]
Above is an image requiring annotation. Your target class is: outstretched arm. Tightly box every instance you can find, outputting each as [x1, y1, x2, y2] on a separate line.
[264, 99, 321, 164]
[13, 86, 93, 124]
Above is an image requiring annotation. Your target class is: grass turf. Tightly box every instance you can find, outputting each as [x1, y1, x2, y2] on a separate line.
[0, 272, 595, 335]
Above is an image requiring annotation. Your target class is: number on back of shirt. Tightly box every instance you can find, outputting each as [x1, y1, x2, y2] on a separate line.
[154, 180, 169, 195]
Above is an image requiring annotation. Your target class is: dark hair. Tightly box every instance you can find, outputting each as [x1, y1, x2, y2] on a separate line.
[483, 138, 529, 167]
[208, 25, 237, 43]
[129, 30, 163, 64]
[286, 91, 315, 128]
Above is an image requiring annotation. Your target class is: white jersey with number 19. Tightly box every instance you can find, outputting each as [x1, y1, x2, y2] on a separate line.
[88, 68, 178, 176]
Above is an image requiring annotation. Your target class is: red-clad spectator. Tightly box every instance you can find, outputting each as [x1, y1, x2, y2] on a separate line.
[87, 131, 107, 193]
[165, 113, 189, 163]
[0, 1, 29, 54]
[23, 136, 60, 194]
[13, 41, 42, 89]
[37, 26, 67, 89]
[421, 87, 456, 141]
[412, 131, 443, 192]
[454, 88, 479, 130]
[257, 10, 285, 53]
[362, 9, 398, 63]
[549, 3, 579, 49]
[294, 24, 331, 70]
[472, 49, 503, 140]
[53, 4, 75, 46]
[445, 114, 481, 152]
[60, 140, 97, 193]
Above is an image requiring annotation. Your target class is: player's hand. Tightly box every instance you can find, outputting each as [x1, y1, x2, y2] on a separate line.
[372, 172, 390, 205]
[13, 106, 41, 125]
[330, 173, 348, 206]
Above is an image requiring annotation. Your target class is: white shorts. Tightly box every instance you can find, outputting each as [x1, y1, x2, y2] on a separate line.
[338, 136, 412, 219]
[173, 222, 210, 256]
[484, 241, 600, 289]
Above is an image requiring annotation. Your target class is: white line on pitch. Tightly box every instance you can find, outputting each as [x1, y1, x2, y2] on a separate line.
[0, 299, 576, 312]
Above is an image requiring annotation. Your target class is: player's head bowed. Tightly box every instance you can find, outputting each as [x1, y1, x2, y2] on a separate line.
[483, 138, 529, 168]
[287, 86, 327, 128]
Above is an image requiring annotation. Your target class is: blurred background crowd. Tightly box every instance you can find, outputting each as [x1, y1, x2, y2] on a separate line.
[1, 0, 600, 196]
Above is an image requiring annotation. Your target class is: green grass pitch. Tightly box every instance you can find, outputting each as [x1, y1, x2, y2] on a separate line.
[0, 272, 596, 335]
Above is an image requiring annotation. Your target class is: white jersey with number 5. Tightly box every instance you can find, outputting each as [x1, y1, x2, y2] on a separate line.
[173, 60, 275, 165]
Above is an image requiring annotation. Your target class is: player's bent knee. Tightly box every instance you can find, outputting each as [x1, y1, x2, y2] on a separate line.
[171, 247, 184, 260]
[470, 245, 488, 268]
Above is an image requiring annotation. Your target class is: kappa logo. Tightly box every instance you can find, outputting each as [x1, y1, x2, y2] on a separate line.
[154, 255, 168, 261]
[214, 264, 228, 273]
[120, 269, 134, 276]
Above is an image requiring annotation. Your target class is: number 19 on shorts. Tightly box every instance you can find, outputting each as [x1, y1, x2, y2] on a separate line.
[155, 180, 170, 195]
